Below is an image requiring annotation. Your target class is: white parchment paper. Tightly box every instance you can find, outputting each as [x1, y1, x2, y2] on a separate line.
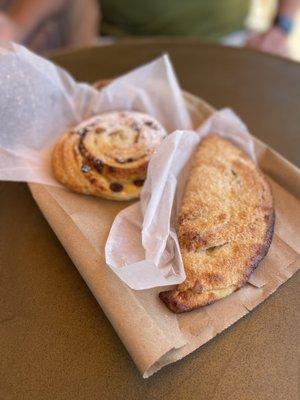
[0, 41, 255, 291]
[105, 110, 256, 289]
[0, 42, 191, 186]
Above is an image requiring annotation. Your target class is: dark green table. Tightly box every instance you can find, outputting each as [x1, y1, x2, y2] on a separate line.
[1, 39, 299, 400]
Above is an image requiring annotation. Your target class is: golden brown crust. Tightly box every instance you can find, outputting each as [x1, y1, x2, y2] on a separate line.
[52, 111, 166, 201]
[159, 135, 275, 313]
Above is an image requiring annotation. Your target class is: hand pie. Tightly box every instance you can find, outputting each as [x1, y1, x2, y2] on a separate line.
[160, 135, 274, 313]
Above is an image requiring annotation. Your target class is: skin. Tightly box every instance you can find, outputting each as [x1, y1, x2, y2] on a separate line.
[0, 0, 99, 51]
[0, 0, 68, 42]
[246, 0, 300, 57]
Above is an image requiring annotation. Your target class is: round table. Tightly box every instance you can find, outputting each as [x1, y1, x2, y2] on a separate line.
[1, 39, 299, 400]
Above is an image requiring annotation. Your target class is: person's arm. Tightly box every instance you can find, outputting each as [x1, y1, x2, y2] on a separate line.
[277, 0, 300, 17]
[246, 0, 300, 58]
[0, 0, 68, 42]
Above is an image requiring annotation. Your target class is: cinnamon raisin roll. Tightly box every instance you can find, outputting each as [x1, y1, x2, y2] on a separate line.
[52, 111, 167, 200]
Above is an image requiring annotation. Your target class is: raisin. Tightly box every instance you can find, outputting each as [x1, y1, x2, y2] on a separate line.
[78, 127, 88, 136]
[116, 157, 134, 164]
[144, 120, 158, 130]
[134, 179, 145, 187]
[94, 159, 103, 172]
[110, 182, 123, 192]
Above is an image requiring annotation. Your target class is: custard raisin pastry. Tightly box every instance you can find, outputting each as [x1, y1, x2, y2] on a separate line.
[52, 111, 167, 200]
[160, 135, 274, 313]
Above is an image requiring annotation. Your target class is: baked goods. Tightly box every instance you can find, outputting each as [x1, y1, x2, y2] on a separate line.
[52, 111, 167, 200]
[159, 135, 274, 313]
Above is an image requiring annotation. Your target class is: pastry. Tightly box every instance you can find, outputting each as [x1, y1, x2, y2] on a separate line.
[52, 111, 167, 200]
[159, 135, 274, 313]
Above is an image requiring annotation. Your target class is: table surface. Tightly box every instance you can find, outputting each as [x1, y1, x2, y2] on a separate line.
[1, 39, 299, 400]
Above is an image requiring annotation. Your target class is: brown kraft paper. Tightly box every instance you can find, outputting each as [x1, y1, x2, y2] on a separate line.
[29, 92, 300, 378]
